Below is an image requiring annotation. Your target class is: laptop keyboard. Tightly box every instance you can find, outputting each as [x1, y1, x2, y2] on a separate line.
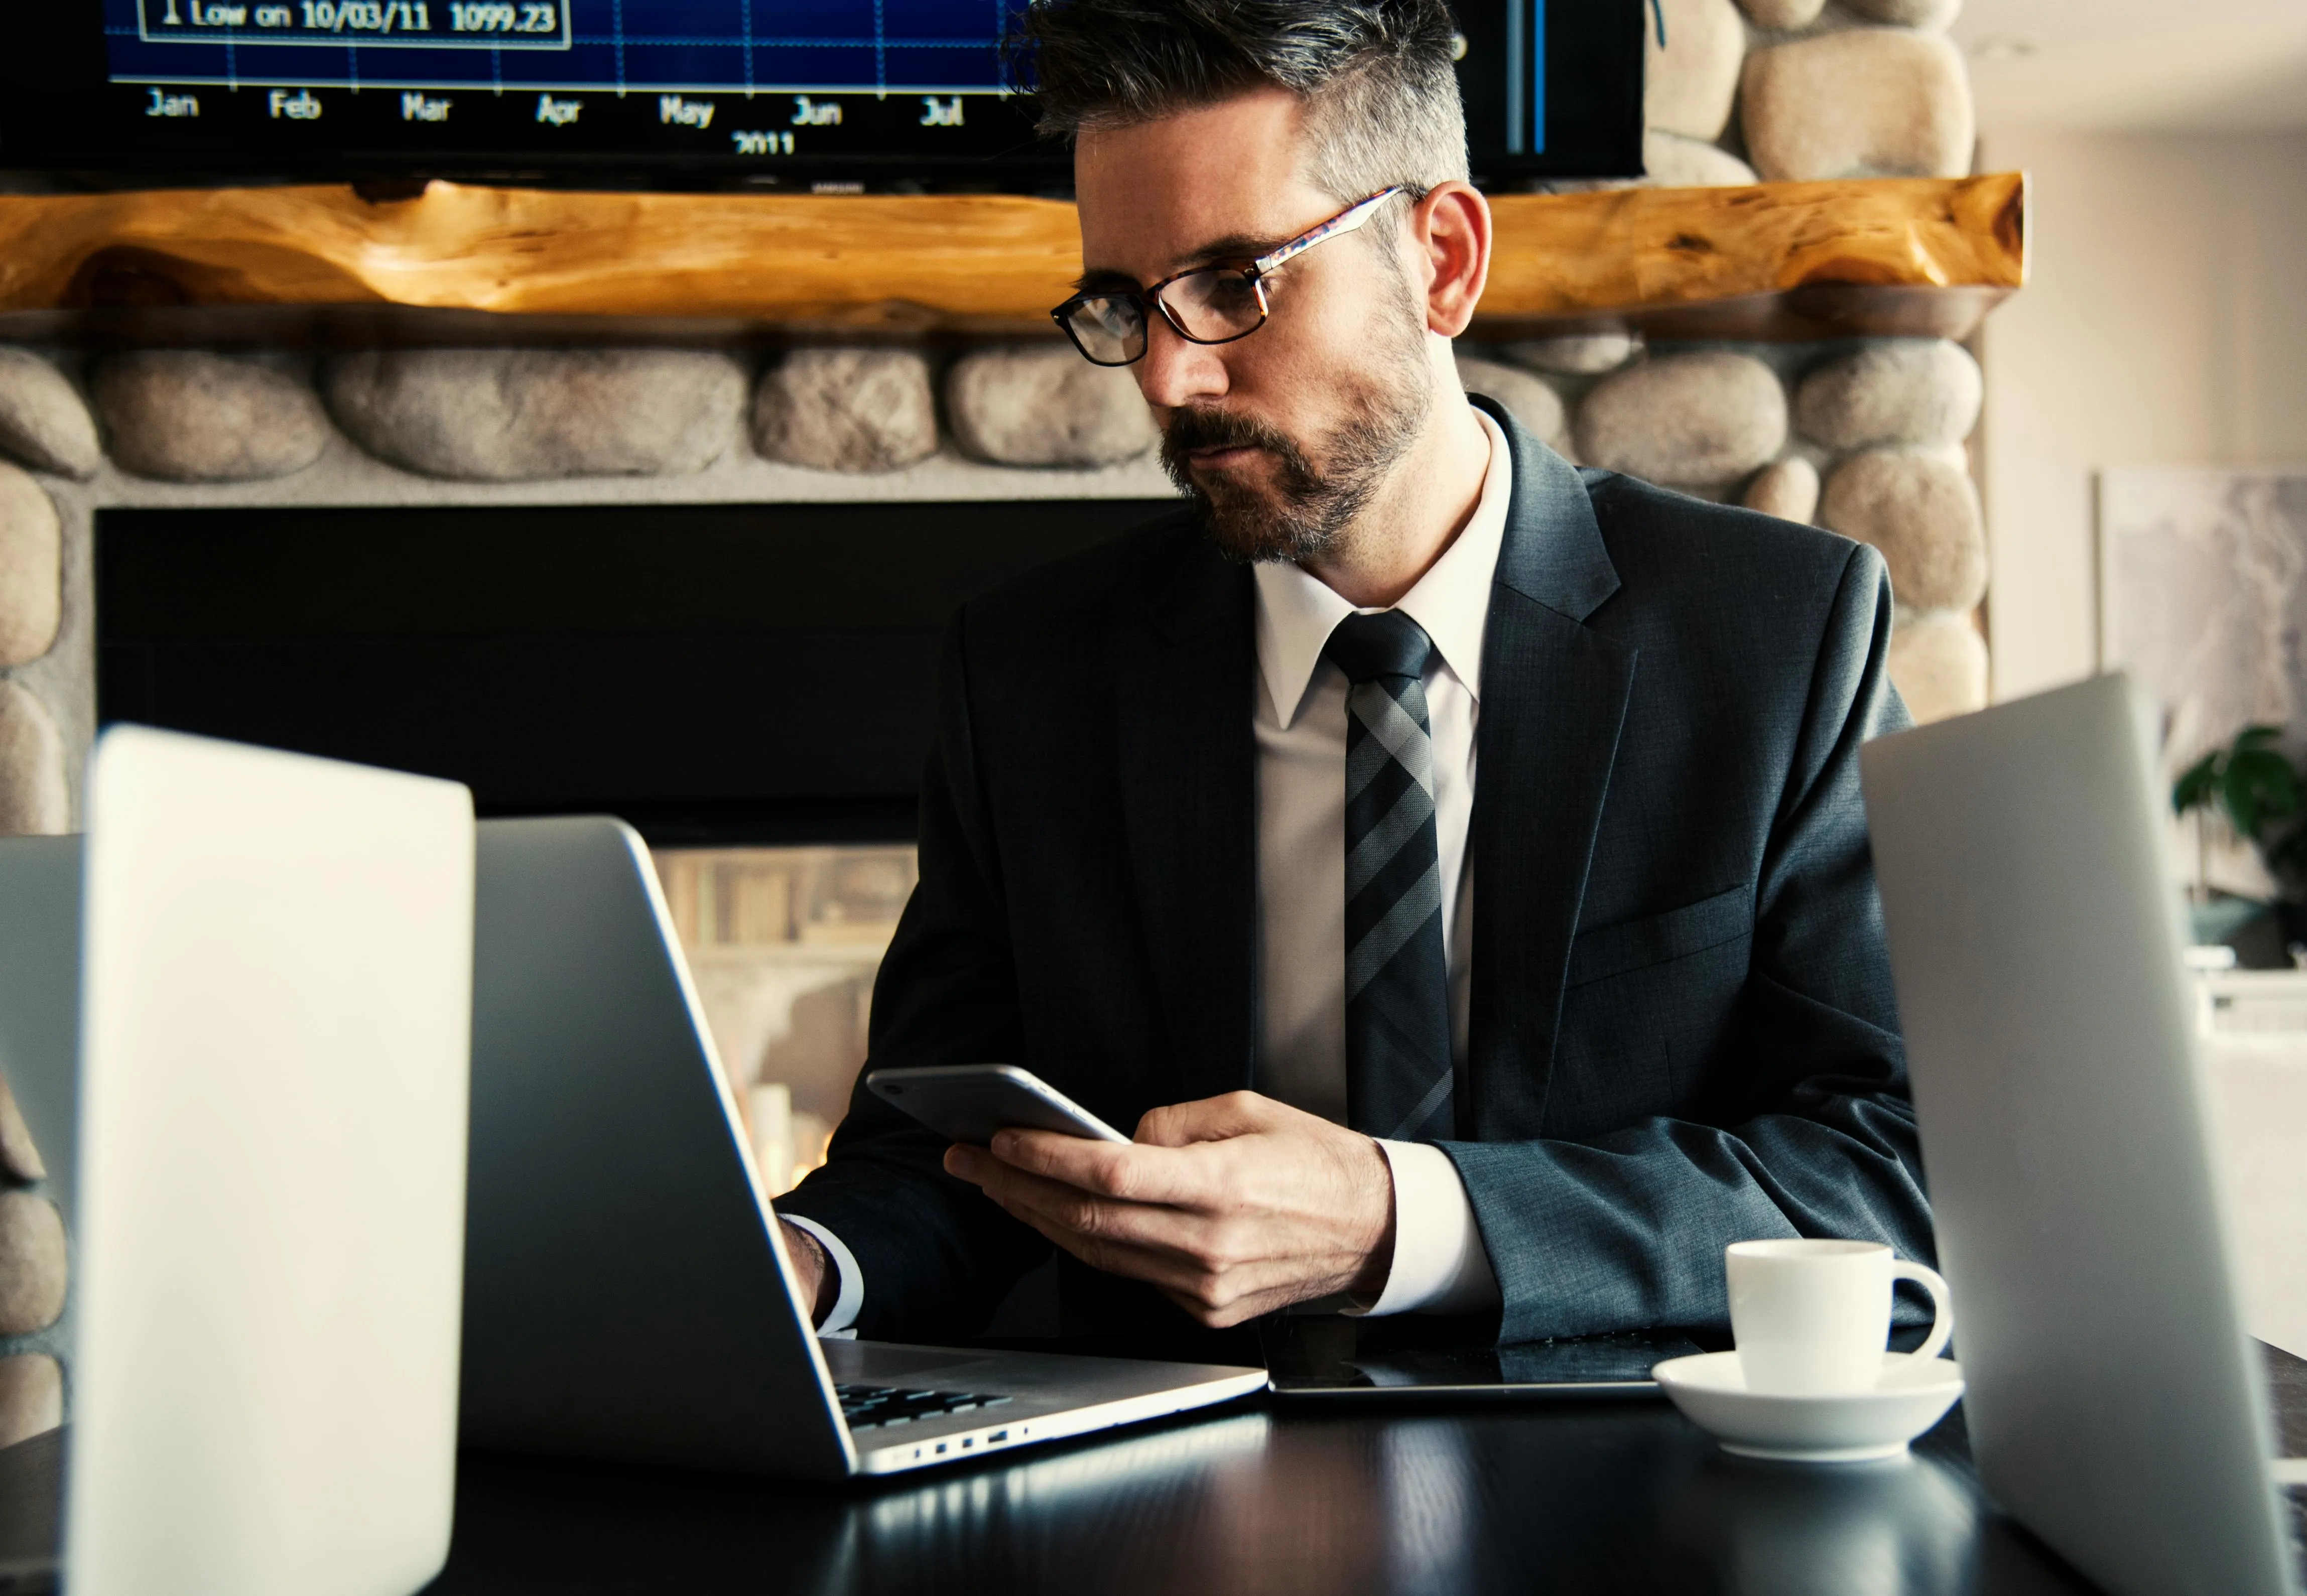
[836, 1383, 1013, 1431]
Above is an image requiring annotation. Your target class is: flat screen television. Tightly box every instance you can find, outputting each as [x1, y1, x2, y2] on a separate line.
[0, 0, 1641, 188]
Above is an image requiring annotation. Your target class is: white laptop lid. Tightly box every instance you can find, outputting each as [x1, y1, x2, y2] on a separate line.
[1862, 675, 2298, 1596]
[460, 816, 854, 1480]
[0, 836, 81, 1232]
[66, 728, 475, 1596]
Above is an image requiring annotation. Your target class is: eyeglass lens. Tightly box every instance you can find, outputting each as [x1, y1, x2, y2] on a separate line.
[1062, 268, 1268, 366]
[1063, 297, 1144, 366]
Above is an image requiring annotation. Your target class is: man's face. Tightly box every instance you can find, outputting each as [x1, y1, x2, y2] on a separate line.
[1074, 88, 1435, 563]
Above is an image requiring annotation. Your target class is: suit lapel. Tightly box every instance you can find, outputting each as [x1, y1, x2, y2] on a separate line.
[1112, 530, 1260, 1106]
[1465, 397, 1639, 1139]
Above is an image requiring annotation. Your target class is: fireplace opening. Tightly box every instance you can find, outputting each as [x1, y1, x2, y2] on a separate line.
[95, 495, 1174, 1188]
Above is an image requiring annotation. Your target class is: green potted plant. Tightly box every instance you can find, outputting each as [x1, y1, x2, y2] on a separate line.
[2172, 724, 2304, 946]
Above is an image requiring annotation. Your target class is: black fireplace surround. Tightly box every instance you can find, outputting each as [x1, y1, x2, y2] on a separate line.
[96, 499, 1175, 844]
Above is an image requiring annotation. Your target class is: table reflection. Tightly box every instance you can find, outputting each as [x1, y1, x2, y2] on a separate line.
[1670, 1449, 1978, 1596]
[427, 1404, 2092, 1596]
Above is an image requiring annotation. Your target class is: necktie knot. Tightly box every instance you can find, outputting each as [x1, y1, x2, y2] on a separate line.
[1323, 609, 1433, 686]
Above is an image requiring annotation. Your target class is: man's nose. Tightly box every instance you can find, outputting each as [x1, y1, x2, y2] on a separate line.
[1132, 312, 1230, 414]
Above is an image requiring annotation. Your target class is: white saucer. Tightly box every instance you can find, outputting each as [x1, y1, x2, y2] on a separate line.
[1651, 1351, 1965, 1464]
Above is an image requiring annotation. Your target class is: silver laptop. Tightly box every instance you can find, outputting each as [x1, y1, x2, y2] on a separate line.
[1862, 673, 2304, 1596]
[459, 816, 1264, 1480]
[0, 728, 476, 1596]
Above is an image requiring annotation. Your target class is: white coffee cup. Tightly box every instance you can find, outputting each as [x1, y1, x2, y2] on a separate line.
[1725, 1239, 1952, 1397]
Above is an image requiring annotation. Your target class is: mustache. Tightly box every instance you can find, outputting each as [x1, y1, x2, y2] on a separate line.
[1159, 406, 1316, 481]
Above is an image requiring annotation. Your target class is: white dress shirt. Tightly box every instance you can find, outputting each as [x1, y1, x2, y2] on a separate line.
[1251, 406, 1508, 1316]
[796, 406, 1515, 1334]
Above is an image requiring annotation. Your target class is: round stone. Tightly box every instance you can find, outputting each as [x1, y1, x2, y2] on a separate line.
[1457, 355, 1571, 455]
[1819, 450, 1987, 612]
[1796, 339, 1982, 451]
[752, 348, 939, 473]
[944, 346, 1158, 468]
[0, 350, 100, 481]
[1644, 0, 1748, 143]
[0, 1071, 46, 1184]
[0, 1356, 61, 1450]
[1642, 131, 1759, 189]
[1844, 0, 1962, 27]
[93, 351, 329, 483]
[0, 463, 60, 669]
[1575, 351, 1789, 488]
[1742, 456, 1822, 524]
[1888, 611, 1989, 725]
[0, 683, 66, 838]
[0, 1192, 64, 1335]
[1740, 29, 1976, 182]
[327, 349, 747, 481]
[1501, 331, 1643, 376]
[1737, 0, 1827, 27]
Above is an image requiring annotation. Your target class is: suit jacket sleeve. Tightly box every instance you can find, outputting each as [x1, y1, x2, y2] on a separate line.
[1441, 545, 1928, 1343]
[772, 616, 1052, 1342]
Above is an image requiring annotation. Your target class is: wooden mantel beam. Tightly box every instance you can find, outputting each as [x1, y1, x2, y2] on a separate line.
[0, 172, 2024, 344]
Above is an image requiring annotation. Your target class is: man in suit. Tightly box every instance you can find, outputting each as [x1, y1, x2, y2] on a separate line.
[774, 0, 1929, 1346]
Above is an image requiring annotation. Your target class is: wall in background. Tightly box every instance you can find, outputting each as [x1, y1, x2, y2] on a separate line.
[1979, 126, 2307, 701]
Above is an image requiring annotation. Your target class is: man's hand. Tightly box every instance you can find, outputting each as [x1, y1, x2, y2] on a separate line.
[779, 1219, 839, 1326]
[942, 1091, 1395, 1328]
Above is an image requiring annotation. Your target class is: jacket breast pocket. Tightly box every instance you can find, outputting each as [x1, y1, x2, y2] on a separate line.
[1567, 884, 1753, 990]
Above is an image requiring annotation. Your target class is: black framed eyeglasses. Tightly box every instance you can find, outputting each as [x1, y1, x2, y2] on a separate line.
[1050, 187, 1407, 368]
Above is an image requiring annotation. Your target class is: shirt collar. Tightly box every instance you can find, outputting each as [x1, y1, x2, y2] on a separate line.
[1253, 405, 1512, 729]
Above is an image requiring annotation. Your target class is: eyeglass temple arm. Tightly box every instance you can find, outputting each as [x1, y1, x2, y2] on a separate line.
[1246, 187, 1406, 282]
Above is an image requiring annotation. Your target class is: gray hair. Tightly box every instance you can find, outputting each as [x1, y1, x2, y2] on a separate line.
[1014, 0, 1470, 204]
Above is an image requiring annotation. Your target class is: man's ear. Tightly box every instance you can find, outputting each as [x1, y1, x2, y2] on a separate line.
[1414, 181, 1492, 339]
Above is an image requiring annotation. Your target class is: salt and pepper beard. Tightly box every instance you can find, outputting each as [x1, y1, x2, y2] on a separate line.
[1157, 252, 1436, 566]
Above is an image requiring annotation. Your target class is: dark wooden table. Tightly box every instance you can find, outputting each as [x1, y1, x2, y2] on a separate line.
[424, 1399, 2103, 1596]
[10, 1346, 2300, 1593]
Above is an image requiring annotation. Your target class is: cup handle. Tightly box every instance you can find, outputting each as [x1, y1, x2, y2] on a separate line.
[1891, 1259, 1955, 1362]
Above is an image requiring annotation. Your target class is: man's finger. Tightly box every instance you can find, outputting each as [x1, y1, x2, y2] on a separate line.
[1134, 1090, 1280, 1148]
[988, 1127, 1212, 1206]
[999, 1201, 1268, 1314]
[973, 1157, 1211, 1259]
[946, 1143, 1189, 1242]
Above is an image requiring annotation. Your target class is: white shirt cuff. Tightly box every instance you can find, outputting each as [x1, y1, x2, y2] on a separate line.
[1356, 1140, 1500, 1316]
[780, 1214, 863, 1339]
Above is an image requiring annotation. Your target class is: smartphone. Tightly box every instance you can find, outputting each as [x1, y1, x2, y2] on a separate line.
[863, 1063, 1131, 1147]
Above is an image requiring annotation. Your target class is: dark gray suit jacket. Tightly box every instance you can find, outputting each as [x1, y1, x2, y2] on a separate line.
[779, 397, 1928, 1345]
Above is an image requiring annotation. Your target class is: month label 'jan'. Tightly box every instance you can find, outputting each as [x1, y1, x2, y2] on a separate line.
[145, 88, 200, 116]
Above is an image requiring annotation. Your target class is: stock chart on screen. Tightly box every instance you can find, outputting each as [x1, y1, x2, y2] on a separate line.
[96, 0, 1036, 163]
[0, 1, 1638, 185]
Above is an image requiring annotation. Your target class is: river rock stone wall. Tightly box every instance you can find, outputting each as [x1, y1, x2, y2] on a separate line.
[1459, 331, 1989, 722]
[0, 326, 1988, 842]
[1632, 0, 1976, 190]
[0, 1070, 64, 1450]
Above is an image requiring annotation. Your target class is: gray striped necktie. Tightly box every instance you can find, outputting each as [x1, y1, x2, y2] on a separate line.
[1323, 610, 1454, 1143]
